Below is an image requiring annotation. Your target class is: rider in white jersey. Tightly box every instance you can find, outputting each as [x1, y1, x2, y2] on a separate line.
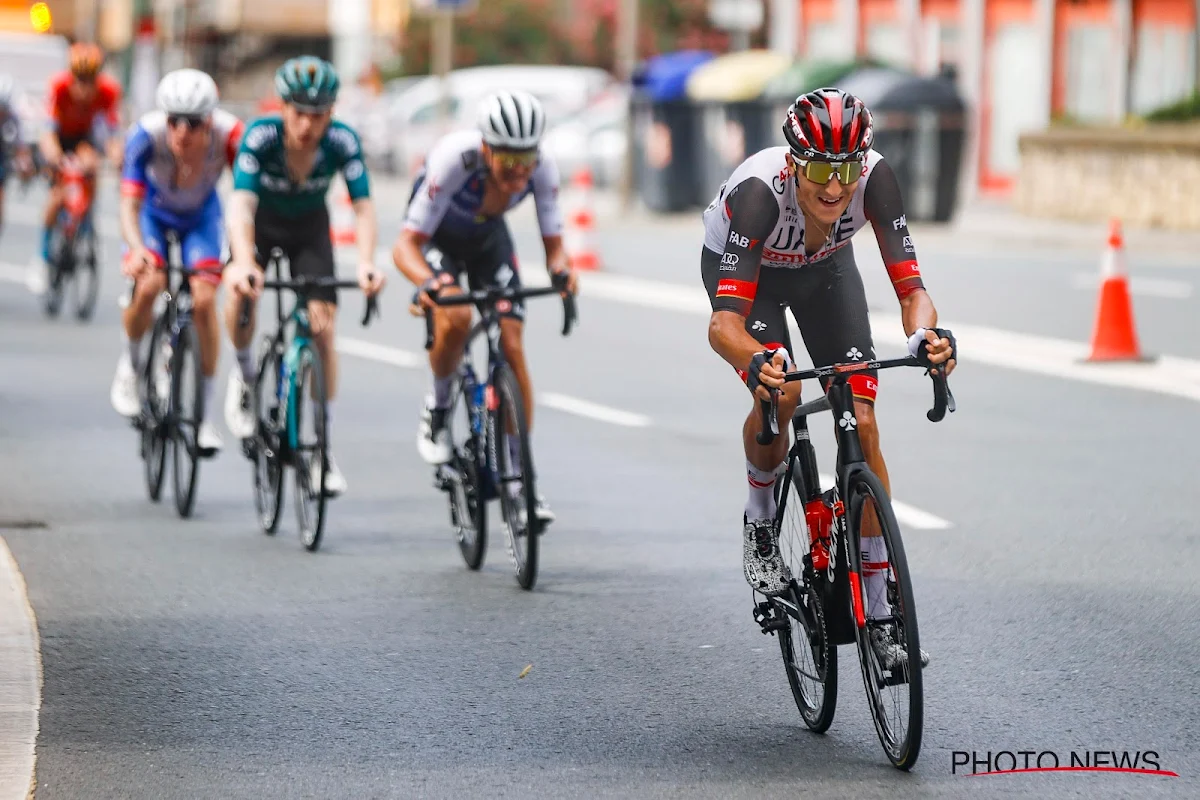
[110, 69, 244, 455]
[392, 89, 578, 525]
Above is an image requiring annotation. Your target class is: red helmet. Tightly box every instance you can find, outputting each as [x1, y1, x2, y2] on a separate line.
[783, 88, 874, 161]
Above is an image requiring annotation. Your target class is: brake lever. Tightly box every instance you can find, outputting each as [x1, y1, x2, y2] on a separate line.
[238, 274, 255, 329]
[926, 365, 955, 422]
[756, 391, 779, 445]
[361, 293, 379, 327]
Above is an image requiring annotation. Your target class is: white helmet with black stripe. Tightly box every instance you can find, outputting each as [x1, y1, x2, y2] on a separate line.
[156, 68, 219, 118]
[477, 89, 545, 150]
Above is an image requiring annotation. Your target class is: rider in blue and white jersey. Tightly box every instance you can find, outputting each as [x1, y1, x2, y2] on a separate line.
[109, 69, 244, 455]
[392, 89, 578, 525]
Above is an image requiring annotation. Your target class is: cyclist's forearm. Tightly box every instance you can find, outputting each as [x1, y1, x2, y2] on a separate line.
[709, 311, 770, 373]
[227, 190, 259, 266]
[542, 235, 567, 272]
[118, 195, 144, 250]
[899, 289, 937, 337]
[38, 130, 60, 164]
[392, 229, 434, 285]
[352, 197, 377, 266]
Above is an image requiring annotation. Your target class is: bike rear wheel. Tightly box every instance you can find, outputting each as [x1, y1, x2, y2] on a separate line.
[846, 468, 923, 770]
[141, 314, 171, 501]
[70, 224, 99, 321]
[490, 365, 538, 589]
[170, 323, 203, 518]
[252, 340, 286, 534]
[292, 345, 329, 552]
[446, 371, 487, 570]
[775, 464, 838, 733]
[42, 224, 69, 318]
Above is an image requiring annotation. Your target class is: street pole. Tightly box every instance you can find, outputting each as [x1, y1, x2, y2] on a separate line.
[617, 0, 638, 213]
[433, 10, 455, 129]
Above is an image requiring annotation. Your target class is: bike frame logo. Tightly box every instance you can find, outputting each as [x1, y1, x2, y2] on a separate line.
[952, 750, 1177, 777]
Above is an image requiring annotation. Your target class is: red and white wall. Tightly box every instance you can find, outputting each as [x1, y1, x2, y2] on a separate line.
[776, 0, 1198, 196]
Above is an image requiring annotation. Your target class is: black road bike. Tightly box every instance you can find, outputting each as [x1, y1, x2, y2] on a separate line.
[136, 232, 219, 518]
[419, 274, 576, 589]
[752, 355, 954, 770]
[241, 251, 379, 552]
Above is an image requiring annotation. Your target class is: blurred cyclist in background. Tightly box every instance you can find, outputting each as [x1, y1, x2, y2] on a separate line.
[38, 43, 122, 265]
[0, 74, 35, 240]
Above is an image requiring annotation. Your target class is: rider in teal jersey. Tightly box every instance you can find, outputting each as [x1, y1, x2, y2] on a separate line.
[222, 56, 386, 496]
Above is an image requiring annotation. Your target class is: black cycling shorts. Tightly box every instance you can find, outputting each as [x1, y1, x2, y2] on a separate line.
[255, 205, 338, 305]
[426, 222, 525, 321]
[701, 243, 879, 404]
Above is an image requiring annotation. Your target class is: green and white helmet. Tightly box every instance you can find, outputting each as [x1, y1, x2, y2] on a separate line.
[275, 56, 340, 111]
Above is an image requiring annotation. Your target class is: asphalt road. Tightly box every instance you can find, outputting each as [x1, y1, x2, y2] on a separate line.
[2, 178, 1199, 799]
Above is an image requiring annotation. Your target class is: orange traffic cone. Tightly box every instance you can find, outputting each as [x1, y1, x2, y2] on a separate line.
[1086, 219, 1148, 362]
[330, 181, 356, 246]
[565, 166, 600, 272]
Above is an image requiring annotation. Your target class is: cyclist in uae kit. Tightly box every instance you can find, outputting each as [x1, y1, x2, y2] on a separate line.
[0, 74, 35, 237]
[223, 56, 385, 497]
[110, 70, 244, 456]
[702, 88, 957, 669]
[392, 89, 578, 526]
[38, 43, 122, 264]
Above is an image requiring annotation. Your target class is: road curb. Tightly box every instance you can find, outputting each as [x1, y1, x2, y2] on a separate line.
[0, 537, 40, 800]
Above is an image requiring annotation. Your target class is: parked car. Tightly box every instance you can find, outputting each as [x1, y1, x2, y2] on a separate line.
[542, 85, 630, 188]
[385, 65, 617, 177]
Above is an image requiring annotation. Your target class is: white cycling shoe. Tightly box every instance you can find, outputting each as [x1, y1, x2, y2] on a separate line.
[224, 372, 256, 440]
[110, 355, 140, 417]
[417, 396, 452, 465]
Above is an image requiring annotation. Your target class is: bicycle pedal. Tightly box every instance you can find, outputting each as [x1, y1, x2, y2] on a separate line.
[753, 601, 786, 635]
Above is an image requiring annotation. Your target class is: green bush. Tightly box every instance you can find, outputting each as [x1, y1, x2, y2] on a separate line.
[1143, 92, 1200, 122]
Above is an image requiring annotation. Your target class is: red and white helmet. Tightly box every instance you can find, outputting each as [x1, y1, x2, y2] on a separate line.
[782, 88, 874, 161]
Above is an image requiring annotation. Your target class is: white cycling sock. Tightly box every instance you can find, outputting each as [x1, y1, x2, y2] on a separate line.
[862, 535, 891, 619]
[124, 333, 142, 371]
[202, 376, 214, 420]
[324, 399, 335, 439]
[432, 374, 454, 409]
[745, 460, 782, 522]
[235, 347, 256, 383]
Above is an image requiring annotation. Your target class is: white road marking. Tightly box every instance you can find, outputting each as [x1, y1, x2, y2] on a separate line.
[526, 266, 1200, 407]
[538, 392, 652, 428]
[0, 537, 40, 800]
[336, 337, 423, 369]
[0, 269, 954, 529]
[817, 473, 951, 531]
[1072, 272, 1193, 299]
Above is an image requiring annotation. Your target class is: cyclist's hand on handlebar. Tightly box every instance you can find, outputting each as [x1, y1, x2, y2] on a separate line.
[549, 264, 578, 297]
[357, 261, 386, 297]
[746, 348, 791, 403]
[909, 327, 957, 375]
[227, 262, 263, 300]
[121, 245, 156, 279]
[411, 275, 442, 315]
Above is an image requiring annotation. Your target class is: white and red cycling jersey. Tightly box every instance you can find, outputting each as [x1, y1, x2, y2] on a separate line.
[701, 146, 924, 316]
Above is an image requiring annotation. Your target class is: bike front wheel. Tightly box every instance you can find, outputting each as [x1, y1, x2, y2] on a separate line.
[141, 313, 171, 502]
[70, 224, 99, 321]
[42, 226, 69, 318]
[252, 340, 286, 534]
[446, 372, 487, 570]
[490, 365, 538, 589]
[775, 465, 837, 733]
[292, 345, 329, 552]
[171, 323, 203, 518]
[846, 468, 923, 770]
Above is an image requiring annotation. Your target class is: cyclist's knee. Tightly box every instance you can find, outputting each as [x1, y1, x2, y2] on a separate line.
[854, 401, 880, 449]
[134, 272, 166, 306]
[190, 281, 218, 316]
[436, 304, 471, 337]
[307, 300, 337, 338]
